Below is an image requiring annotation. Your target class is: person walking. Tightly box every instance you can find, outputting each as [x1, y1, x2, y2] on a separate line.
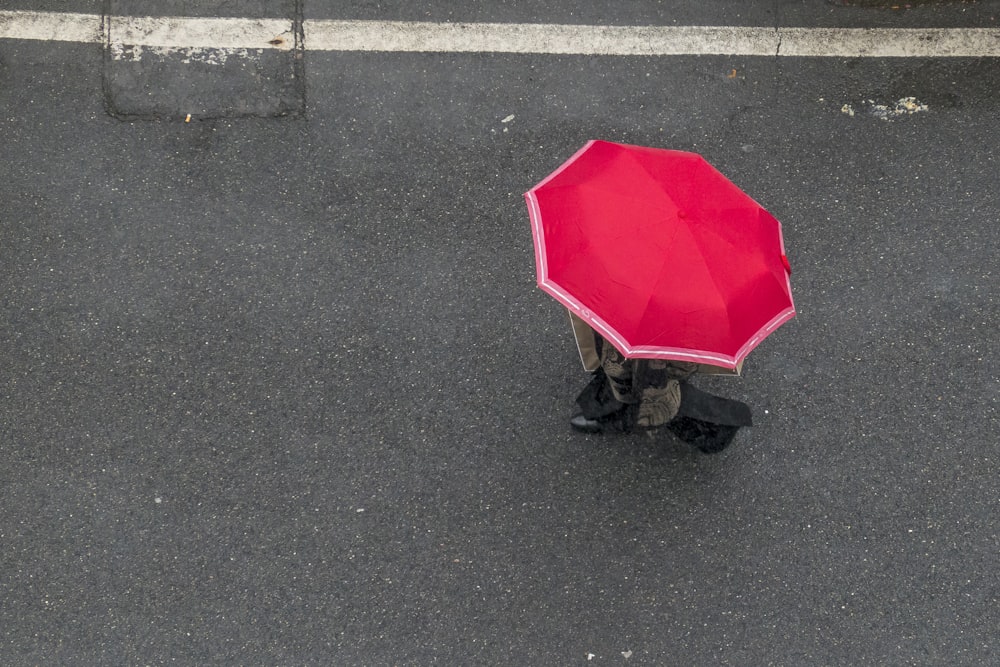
[524, 142, 794, 453]
[566, 313, 753, 453]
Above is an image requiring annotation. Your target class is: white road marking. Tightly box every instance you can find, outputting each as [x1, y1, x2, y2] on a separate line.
[108, 15, 295, 51]
[0, 10, 99, 43]
[307, 21, 782, 55]
[306, 21, 1000, 57]
[2, 10, 999, 57]
[777, 26, 1000, 57]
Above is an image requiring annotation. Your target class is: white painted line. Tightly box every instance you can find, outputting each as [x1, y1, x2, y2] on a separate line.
[307, 21, 1000, 57]
[778, 27, 1000, 57]
[108, 15, 294, 51]
[306, 21, 783, 55]
[0, 10, 99, 43]
[1, 10, 1000, 57]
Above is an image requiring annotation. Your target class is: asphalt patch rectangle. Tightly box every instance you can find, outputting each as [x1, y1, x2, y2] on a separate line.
[102, 0, 304, 120]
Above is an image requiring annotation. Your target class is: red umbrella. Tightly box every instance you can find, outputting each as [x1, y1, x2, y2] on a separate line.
[525, 140, 794, 371]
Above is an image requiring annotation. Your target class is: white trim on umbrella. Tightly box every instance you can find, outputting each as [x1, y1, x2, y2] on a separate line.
[730, 305, 797, 366]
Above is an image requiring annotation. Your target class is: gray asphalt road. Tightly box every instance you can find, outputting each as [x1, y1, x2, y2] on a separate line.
[2, 2, 998, 665]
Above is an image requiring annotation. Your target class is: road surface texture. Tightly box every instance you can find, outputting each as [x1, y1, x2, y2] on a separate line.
[1, 1, 998, 664]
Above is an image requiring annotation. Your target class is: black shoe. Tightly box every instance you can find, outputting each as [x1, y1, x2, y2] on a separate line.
[570, 414, 603, 433]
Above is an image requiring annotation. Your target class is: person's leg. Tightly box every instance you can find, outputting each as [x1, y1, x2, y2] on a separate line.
[570, 337, 638, 433]
[572, 368, 634, 432]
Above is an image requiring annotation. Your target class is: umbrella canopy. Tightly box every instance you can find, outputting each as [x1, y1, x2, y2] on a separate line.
[525, 140, 795, 371]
